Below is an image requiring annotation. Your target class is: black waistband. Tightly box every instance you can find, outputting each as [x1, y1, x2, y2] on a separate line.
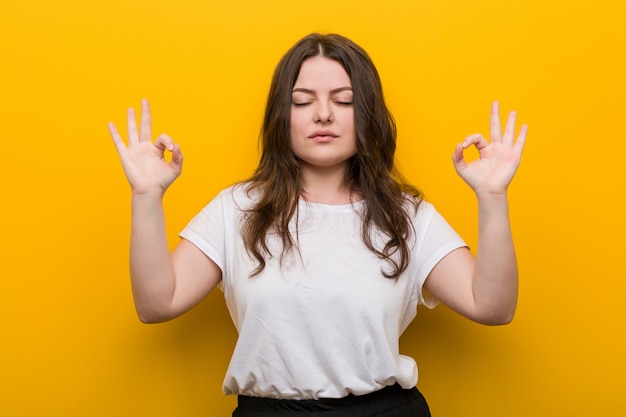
[236, 383, 421, 413]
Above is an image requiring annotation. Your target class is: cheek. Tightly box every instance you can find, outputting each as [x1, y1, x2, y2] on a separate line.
[343, 108, 355, 129]
[289, 113, 310, 140]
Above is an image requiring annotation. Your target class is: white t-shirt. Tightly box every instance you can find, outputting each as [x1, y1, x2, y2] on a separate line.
[180, 184, 466, 400]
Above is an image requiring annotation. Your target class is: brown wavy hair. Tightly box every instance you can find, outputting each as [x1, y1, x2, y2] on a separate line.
[242, 33, 422, 279]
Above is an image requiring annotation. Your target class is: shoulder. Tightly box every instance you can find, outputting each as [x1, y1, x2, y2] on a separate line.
[213, 182, 260, 211]
[414, 199, 435, 220]
[400, 193, 432, 221]
[404, 197, 455, 238]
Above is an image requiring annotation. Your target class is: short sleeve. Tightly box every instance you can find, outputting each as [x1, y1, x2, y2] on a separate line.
[179, 190, 228, 273]
[411, 202, 467, 308]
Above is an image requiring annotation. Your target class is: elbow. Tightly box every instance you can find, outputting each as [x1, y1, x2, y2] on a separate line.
[476, 307, 516, 326]
[136, 308, 175, 324]
[137, 314, 162, 324]
[484, 314, 515, 326]
[471, 289, 518, 325]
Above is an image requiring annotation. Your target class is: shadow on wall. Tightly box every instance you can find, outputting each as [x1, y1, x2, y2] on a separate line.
[102, 290, 239, 410]
[401, 304, 523, 388]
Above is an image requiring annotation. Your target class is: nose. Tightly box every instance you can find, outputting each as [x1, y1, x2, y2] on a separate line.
[314, 101, 333, 123]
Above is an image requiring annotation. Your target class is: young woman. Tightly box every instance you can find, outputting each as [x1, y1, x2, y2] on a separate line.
[109, 33, 527, 417]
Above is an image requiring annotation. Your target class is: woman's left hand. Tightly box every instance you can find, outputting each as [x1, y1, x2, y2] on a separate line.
[452, 101, 527, 195]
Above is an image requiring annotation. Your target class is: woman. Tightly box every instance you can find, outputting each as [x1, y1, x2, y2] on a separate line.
[108, 33, 527, 416]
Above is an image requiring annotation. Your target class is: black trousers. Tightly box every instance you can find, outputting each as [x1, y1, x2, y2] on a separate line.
[232, 384, 431, 417]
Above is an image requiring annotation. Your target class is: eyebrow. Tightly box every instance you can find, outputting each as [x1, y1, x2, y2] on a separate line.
[292, 87, 353, 94]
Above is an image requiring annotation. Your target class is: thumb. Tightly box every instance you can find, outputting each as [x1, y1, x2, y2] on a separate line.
[155, 133, 183, 173]
[452, 143, 467, 173]
[169, 143, 184, 168]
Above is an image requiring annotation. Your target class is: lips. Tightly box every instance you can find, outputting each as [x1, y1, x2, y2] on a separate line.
[309, 130, 338, 142]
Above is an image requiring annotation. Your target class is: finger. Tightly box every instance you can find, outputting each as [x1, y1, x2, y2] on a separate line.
[452, 143, 467, 173]
[503, 110, 517, 145]
[514, 124, 528, 154]
[462, 133, 490, 152]
[108, 122, 127, 154]
[153, 133, 175, 153]
[156, 134, 184, 172]
[127, 107, 139, 144]
[490, 101, 502, 142]
[140, 99, 152, 142]
[170, 143, 184, 170]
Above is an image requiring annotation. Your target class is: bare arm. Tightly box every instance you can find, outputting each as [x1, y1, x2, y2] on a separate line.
[109, 100, 221, 323]
[424, 102, 527, 325]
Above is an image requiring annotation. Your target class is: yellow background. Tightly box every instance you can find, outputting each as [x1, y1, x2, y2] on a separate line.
[1, 0, 624, 415]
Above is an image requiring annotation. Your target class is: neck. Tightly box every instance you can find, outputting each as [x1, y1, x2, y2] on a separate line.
[299, 163, 355, 205]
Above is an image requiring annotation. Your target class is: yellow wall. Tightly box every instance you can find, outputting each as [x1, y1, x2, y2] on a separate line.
[1, 0, 624, 415]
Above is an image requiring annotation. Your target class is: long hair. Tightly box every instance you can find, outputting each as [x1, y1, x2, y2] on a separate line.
[242, 33, 422, 278]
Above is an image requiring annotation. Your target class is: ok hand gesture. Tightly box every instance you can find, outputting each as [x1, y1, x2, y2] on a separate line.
[452, 102, 527, 196]
[108, 99, 183, 196]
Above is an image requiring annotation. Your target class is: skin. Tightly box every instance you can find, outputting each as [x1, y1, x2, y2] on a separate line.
[108, 64, 527, 325]
[289, 57, 357, 204]
[426, 103, 527, 325]
[109, 102, 221, 323]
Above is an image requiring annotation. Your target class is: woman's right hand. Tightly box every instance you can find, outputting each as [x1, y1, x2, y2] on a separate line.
[108, 99, 183, 196]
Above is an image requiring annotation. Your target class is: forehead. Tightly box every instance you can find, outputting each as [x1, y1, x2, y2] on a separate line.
[293, 56, 352, 89]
